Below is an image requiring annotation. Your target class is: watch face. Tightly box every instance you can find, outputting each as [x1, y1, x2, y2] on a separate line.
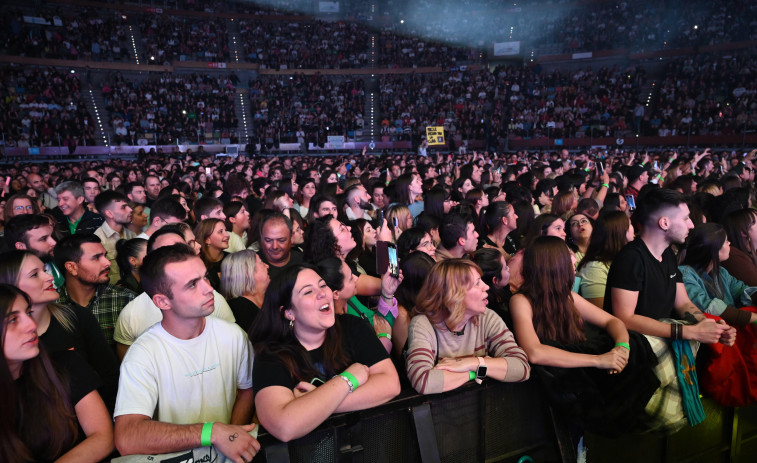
[477, 365, 487, 378]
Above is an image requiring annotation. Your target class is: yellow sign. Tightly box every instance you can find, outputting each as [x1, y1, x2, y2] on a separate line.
[426, 126, 445, 146]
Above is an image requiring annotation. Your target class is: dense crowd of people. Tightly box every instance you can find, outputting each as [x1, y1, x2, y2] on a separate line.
[0, 67, 96, 149]
[248, 74, 365, 147]
[1, 144, 757, 461]
[3, 1, 756, 67]
[100, 72, 239, 145]
[238, 19, 370, 69]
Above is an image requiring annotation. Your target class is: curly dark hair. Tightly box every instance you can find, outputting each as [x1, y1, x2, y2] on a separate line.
[303, 215, 341, 263]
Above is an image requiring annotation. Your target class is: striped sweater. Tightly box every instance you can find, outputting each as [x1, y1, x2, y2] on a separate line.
[406, 309, 530, 394]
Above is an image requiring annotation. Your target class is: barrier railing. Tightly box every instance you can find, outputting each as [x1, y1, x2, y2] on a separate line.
[252, 381, 757, 463]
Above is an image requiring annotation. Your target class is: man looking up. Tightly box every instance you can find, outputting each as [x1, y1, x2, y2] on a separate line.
[52, 181, 104, 237]
[55, 234, 136, 345]
[114, 244, 258, 461]
[606, 188, 736, 345]
[94, 191, 135, 284]
[344, 184, 374, 220]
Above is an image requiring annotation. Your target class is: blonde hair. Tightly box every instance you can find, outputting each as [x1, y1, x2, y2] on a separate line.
[220, 250, 259, 300]
[413, 259, 482, 329]
[386, 204, 412, 243]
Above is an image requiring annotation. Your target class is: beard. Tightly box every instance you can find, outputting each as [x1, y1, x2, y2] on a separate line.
[358, 199, 373, 210]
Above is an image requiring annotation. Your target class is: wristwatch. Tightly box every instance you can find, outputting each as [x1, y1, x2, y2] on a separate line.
[476, 357, 488, 380]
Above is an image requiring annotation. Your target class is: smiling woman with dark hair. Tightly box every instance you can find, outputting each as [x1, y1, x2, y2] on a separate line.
[249, 265, 400, 442]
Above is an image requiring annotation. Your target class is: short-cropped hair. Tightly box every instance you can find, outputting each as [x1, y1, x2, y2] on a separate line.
[439, 213, 470, 250]
[94, 190, 128, 215]
[54, 181, 84, 198]
[140, 243, 196, 299]
[54, 234, 102, 274]
[149, 197, 186, 223]
[636, 188, 686, 227]
[4, 214, 51, 248]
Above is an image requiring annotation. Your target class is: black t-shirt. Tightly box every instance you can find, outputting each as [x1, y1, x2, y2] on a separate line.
[252, 315, 389, 394]
[604, 239, 682, 320]
[40, 305, 120, 412]
[259, 248, 304, 282]
[228, 296, 260, 333]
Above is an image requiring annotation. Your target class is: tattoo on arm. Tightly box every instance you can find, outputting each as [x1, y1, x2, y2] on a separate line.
[229, 432, 239, 442]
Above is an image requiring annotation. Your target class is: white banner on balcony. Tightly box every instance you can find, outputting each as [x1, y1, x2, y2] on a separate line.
[493, 41, 520, 56]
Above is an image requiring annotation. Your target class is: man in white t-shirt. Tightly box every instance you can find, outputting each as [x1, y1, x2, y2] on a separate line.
[114, 244, 259, 461]
[113, 225, 235, 360]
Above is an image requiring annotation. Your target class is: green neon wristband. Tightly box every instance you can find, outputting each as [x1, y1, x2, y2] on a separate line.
[201, 422, 213, 447]
[377, 332, 392, 340]
[339, 371, 359, 391]
[468, 370, 476, 381]
[601, 183, 610, 189]
[615, 342, 631, 351]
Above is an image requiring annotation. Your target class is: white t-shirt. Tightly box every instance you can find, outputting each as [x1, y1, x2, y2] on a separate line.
[114, 317, 253, 424]
[113, 290, 235, 346]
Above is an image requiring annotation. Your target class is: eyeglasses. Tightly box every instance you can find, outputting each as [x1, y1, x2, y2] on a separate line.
[570, 218, 590, 227]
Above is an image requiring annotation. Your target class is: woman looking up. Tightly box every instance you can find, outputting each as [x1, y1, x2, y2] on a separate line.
[250, 265, 400, 442]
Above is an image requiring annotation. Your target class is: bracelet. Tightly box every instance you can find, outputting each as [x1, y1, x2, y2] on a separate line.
[468, 370, 476, 381]
[670, 323, 683, 340]
[601, 183, 610, 189]
[377, 332, 392, 340]
[201, 422, 213, 447]
[380, 292, 394, 302]
[640, 162, 646, 167]
[339, 371, 359, 392]
[615, 342, 631, 351]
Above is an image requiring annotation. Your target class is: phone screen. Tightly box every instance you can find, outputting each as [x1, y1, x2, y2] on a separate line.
[625, 194, 637, 211]
[387, 245, 399, 278]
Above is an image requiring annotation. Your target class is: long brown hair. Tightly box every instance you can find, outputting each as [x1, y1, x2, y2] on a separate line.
[576, 211, 631, 272]
[194, 218, 225, 264]
[520, 236, 585, 344]
[722, 208, 757, 268]
[0, 285, 78, 462]
[413, 259, 482, 330]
